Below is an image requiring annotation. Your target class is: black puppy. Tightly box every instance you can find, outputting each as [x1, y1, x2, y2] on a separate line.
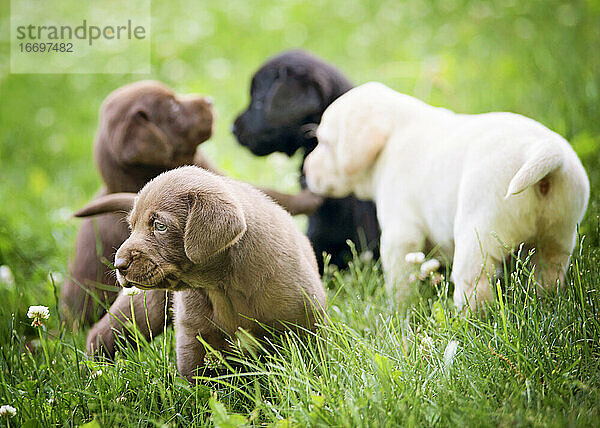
[233, 49, 380, 271]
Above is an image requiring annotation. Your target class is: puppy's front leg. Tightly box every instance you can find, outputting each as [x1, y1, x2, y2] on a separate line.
[380, 228, 425, 303]
[260, 188, 324, 215]
[451, 230, 501, 311]
[175, 325, 228, 382]
[174, 289, 228, 382]
[86, 289, 170, 356]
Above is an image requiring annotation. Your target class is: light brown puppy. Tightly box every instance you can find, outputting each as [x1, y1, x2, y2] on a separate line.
[62, 81, 214, 327]
[86, 166, 326, 381]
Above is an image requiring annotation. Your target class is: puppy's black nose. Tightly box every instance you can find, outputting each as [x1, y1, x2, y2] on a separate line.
[114, 257, 130, 274]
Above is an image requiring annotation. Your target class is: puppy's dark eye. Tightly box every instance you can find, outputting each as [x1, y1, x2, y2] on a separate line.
[154, 220, 167, 232]
[136, 110, 150, 121]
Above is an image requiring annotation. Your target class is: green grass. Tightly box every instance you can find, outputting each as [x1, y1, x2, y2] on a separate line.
[1, 0, 599, 426]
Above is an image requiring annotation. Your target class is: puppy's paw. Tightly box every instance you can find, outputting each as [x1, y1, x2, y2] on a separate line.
[290, 189, 324, 215]
[86, 324, 116, 358]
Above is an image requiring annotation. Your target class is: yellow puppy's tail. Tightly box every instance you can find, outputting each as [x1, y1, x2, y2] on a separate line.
[505, 142, 563, 198]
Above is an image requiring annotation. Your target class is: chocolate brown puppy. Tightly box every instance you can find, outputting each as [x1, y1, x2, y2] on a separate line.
[62, 81, 214, 327]
[86, 166, 326, 381]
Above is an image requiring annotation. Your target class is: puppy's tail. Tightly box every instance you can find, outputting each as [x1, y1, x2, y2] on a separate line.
[505, 141, 564, 198]
[74, 192, 137, 217]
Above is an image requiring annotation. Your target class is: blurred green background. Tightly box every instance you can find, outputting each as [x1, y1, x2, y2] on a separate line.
[0, 1, 599, 426]
[0, 0, 599, 319]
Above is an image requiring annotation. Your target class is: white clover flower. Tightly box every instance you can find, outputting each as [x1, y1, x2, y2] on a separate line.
[204, 350, 224, 370]
[90, 370, 103, 379]
[360, 250, 374, 262]
[27, 305, 50, 319]
[122, 286, 142, 296]
[0, 265, 14, 286]
[420, 258, 441, 276]
[421, 335, 435, 349]
[419, 335, 435, 357]
[0, 405, 17, 417]
[27, 305, 50, 327]
[405, 252, 426, 264]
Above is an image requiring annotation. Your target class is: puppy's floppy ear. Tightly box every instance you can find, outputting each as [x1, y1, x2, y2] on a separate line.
[111, 109, 173, 165]
[336, 103, 391, 176]
[183, 191, 247, 264]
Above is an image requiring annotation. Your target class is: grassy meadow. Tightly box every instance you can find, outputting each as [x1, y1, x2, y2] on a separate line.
[1, 0, 599, 426]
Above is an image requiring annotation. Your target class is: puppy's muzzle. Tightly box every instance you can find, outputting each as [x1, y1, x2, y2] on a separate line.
[114, 257, 130, 274]
[303, 162, 326, 194]
[114, 250, 142, 288]
[231, 116, 249, 144]
[114, 256, 133, 287]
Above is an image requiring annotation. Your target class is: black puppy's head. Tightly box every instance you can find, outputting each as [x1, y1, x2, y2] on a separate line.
[233, 50, 352, 157]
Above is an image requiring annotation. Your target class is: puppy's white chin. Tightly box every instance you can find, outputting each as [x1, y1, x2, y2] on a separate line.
[306, 170, 353, 198]
[314, 181, 350, 199]
[305, 174, 333, 196]
[305, 177, 323, 195]
[329, 186, 353, 198]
